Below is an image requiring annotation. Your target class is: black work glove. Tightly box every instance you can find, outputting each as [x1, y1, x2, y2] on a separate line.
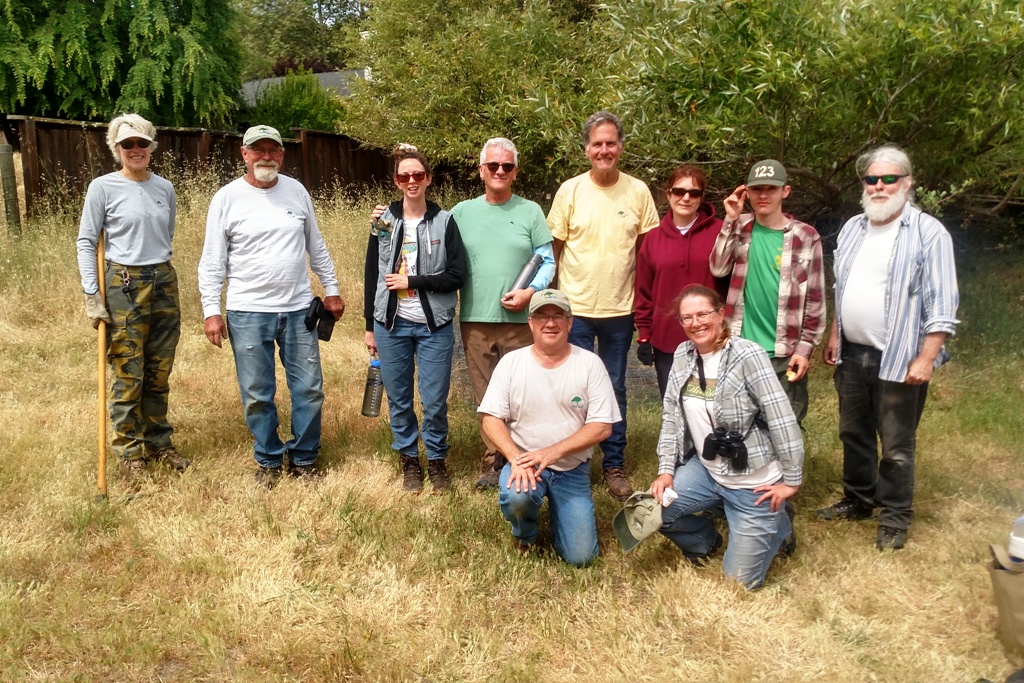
[637, 340, 654, 366]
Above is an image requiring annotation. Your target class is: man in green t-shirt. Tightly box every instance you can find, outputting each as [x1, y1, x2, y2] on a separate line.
[451, 138, 556, 488]
[709, 159, 826, 423]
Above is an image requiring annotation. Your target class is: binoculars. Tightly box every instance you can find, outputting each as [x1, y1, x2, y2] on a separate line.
[700, 427, 749, 471]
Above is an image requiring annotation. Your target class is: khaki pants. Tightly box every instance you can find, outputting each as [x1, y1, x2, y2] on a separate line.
[105, 261, 180, 461]
[460, 321, 533, 456]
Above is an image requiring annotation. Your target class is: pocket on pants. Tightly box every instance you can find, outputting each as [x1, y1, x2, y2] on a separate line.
[108, 336, 138, 359]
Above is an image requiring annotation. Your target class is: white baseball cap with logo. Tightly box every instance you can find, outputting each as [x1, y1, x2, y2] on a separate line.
[243, 125, 284, 146]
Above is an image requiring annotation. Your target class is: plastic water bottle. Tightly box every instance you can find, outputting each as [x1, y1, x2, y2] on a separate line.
[1010, 515, 1024, 561]
[361, 358, 384, 418]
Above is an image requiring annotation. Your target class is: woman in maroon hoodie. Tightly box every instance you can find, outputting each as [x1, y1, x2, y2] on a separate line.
[635, 165, 729, 396]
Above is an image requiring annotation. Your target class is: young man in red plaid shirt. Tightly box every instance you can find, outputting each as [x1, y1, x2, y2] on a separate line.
[709, 159, 826, 423]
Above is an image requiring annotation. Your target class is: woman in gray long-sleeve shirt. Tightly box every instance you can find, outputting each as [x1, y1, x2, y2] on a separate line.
[75, 113, 190, 482]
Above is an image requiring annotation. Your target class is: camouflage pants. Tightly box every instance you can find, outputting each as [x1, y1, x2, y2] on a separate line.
[105, 261, 181, 461]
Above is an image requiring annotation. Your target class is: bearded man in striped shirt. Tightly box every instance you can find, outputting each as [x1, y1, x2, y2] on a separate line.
[818, 145, 959, 552]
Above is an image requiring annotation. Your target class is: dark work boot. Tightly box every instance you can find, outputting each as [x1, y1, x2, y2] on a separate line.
[148, 446, 191, 472]
[475, 453, 504, 490]
[427, 459, 450, 493]
[815, 497, 873, 521]
[402, 456, 424, 493]
[604, 467, 633, 501]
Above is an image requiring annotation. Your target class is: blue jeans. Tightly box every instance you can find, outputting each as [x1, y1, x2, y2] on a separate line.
[498, 462, 598, 567]
[660, 458, 792, 589]
[568, 314, 632, 470]
[227, 310, 324, 468]
[374, 319, 453, 460]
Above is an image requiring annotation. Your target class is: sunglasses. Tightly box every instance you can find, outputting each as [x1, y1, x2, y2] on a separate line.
[119, 139, 152, 150]
[395, 171, 427, 183]
[669, 187, 704, 198]
[482, 162, 516, 173]
[862, 174, 907, 186]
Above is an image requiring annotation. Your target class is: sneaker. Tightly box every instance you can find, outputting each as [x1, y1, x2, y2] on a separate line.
[118, 457, 149, 481]
[148, 446, 191, 472]
[603, 467, 633, 500]
[475, 454, 504, 490]
[684, 532, 723, 565]
[288, 463, 320, 479]
[780, 501, 797, 557]
[815, 497, 873, 521]
[427, 459, 450, 493]
[401, 456, 423, 493]
[255, 465, 283, 489]
[876, 525, 908, 551]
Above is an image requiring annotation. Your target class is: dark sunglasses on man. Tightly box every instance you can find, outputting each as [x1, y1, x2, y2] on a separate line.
[482, 162, 516, 173]
[862, 174, 907, 185]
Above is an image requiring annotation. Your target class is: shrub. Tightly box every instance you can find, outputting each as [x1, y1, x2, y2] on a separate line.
[245, 70, 347, 135]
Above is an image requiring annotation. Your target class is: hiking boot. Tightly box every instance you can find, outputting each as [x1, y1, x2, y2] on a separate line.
[475, 453, 504, 490]
[815, 497, 874, 521]
[876, 525, 908, 551]
[118, 457, 149, 482]
[148, 446, 191, 472]
[255, 465, 283, 489]
[427, 459, 450, 493]
[401, 456, 423, 493]
[779, 501, 797, 558]
[604, 467, 633, 500]
[684, 532, 723, 566]
[288, 463, 320, 479]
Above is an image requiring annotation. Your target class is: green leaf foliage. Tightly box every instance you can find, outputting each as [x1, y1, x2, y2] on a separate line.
[234, 0, 366, 78]
[0, 0, 243, 126]
[344, 0, 1024, 215]
[245, 70, 347, 133]
[343, 0, 607, 192]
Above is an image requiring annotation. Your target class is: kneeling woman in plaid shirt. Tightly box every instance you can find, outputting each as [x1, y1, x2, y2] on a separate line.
[648, 284, 803, 589]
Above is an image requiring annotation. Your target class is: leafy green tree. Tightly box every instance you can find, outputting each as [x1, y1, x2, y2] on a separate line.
[235, 0, 366, 78]
[244, 70, 347, 133]
[0, 0, 243, 126]
[602, 0, 1024, 216]
[342, 0, 604, 192]
[344, 0, 1024, 215]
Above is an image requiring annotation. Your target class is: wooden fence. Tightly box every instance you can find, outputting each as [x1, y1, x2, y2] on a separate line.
[6, 115, 391, 215]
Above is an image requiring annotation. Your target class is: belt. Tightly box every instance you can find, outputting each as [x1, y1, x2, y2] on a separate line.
[105, 260, 171, 273]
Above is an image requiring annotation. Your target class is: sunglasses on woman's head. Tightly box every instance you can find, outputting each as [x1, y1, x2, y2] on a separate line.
[395, 171, 427, 183]
[119, 139, 152, 150]
[669, 187, 704, 198]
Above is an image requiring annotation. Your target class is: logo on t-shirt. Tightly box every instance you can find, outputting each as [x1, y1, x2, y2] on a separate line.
[569, 395, 584, 409]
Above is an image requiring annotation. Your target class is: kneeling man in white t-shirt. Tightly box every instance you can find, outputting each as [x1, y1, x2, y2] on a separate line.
[478, 289, 621, 566]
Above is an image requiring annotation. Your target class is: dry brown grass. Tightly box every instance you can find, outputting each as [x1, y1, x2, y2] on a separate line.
[0, 176, 1021, 682]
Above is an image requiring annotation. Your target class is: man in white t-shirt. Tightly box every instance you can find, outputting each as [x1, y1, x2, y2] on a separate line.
[479, 289, 621, 566]
[818, 145, 959, 551]
[198, 125, 345, 487]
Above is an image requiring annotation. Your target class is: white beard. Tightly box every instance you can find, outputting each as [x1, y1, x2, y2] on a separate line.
[254, 163, 279, 183]
[861, 186, 908, 224]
